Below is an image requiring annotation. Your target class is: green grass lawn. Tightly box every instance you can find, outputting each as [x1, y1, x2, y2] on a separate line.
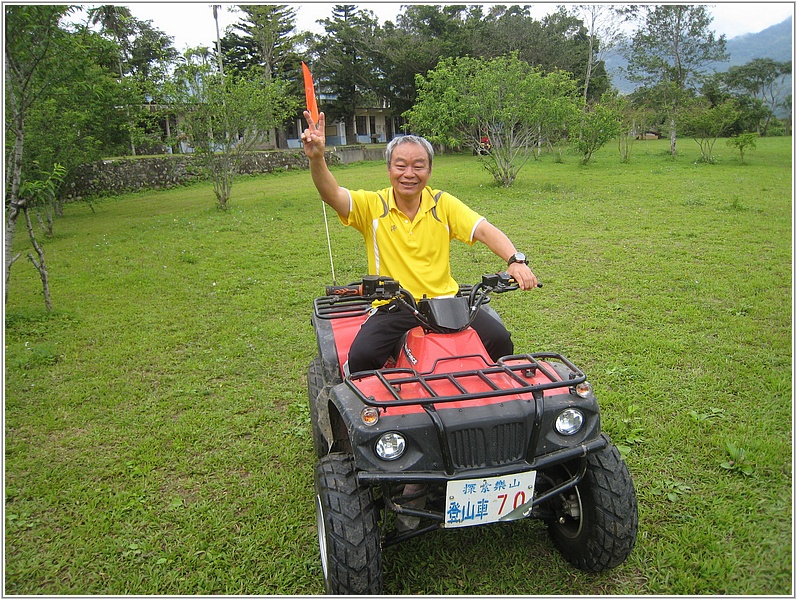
[5, 137, 792, 594]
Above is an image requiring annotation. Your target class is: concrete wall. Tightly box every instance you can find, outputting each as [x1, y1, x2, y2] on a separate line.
[332, 146, 386, 165]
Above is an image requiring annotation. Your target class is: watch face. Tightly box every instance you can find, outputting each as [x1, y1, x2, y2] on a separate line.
[514, 252, 526, 263]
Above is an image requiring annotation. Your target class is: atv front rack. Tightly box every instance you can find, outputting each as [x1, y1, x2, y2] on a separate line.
[347, 353, 586, 407]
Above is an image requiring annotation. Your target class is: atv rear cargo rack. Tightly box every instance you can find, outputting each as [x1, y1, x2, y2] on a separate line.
[346, 352, 586, 407]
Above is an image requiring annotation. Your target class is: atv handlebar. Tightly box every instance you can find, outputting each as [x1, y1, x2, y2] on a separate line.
[327, 273, 539, 301]
[324, 273, 541, 334]
[469, 272, 541, 297]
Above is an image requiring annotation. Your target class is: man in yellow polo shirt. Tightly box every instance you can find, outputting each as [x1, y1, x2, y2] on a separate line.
[301, 111, 538, 373]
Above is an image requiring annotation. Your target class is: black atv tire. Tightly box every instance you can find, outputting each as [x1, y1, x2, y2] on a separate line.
[307, 357, 330, 458]
[314, 453, 383, 594]
[544, 434, 638, 572]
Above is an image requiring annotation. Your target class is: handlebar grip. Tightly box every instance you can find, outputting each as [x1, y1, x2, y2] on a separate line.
[490, 272, 543, 290]
[325, 284, 363, 297]
[505, 273, 544, 289]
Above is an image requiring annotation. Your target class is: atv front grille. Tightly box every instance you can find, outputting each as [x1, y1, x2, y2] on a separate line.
[450, 422, 527, 468]
[450, 428, 486, 468]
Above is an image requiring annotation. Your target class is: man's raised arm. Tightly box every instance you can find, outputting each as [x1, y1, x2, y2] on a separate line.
[301, 111, 350, 218]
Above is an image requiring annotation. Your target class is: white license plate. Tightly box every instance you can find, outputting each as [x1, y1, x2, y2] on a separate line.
[443, 470, 537, 528]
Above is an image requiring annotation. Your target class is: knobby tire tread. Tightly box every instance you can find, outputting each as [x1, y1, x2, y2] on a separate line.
[316, 453, 382, 594]
[548, 434, 638, 572]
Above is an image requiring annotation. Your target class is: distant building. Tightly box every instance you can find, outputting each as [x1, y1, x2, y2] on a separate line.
[285, 105, 405, 149]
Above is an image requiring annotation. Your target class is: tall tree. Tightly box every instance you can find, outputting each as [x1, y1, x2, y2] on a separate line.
[223, 5, 297, 147]
[87, 5, 137, 155]
[125, 19, 179, 152]
[23, 23, 134, 180]
[5, 5, 74, 306]
[721, 58, 791, 135]
[87, 6, 178, 154]
[468, 6, 609, 101]
[471, 5, 535, 59]
[87, 5, 132, 79]
[374, 4, 604, 121]
[314, 5, 380, 143]
[367, 6, 465, 117]
[394, 3, 476, 57]
[625, 4, 728, 156]
[226, 5, 296, 79]
[572, 4, 626, 102]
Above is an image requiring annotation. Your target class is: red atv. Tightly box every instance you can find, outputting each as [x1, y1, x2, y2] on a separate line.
[308, 273, 638, 594]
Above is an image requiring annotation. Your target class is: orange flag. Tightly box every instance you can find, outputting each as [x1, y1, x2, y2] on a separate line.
[301, 61, 319, 124]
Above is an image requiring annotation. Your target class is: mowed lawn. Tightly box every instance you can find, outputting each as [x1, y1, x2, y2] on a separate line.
[5, 137, 792, 595]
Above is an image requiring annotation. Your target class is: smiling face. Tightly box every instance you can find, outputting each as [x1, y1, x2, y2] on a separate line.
[388, 142, 432, 206]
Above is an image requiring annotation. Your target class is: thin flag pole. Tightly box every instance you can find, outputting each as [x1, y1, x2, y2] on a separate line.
[322, 201, 337, 285]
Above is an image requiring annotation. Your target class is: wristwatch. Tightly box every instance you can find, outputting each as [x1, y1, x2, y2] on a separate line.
[507, 252, 527, 266]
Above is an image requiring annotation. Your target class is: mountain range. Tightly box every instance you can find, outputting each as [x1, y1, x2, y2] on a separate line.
[604, 15, 793, 97]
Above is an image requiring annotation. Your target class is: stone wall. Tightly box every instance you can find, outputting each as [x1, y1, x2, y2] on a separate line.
[64, 149, 348, 199]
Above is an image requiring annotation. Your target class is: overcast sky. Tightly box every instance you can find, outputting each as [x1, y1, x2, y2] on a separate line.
[115, 2, 794, 54]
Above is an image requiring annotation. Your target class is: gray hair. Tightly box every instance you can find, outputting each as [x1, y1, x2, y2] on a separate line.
[385, 135, 434, 167]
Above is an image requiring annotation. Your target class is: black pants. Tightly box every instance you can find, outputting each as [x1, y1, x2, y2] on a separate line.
[347, 303, 514, 373]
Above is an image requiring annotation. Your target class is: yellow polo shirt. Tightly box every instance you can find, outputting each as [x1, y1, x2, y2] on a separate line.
[341, 186, 484, 300]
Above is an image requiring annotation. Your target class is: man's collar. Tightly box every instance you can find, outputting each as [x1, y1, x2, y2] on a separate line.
[388, 186, 434, 214]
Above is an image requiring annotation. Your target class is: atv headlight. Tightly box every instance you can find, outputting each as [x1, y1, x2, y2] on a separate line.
[375, 432, 406, 461]
[555, 408, 584, 436]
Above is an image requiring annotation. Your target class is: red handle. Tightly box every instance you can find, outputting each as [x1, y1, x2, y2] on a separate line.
[325, 284, 363, 297]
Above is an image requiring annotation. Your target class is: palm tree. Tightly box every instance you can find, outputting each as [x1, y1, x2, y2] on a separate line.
[87, 5, 132, 77]
[212, 5, 225, 77]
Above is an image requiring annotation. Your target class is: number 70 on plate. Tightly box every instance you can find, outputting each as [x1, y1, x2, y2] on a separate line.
[444, 470, 537, 528]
